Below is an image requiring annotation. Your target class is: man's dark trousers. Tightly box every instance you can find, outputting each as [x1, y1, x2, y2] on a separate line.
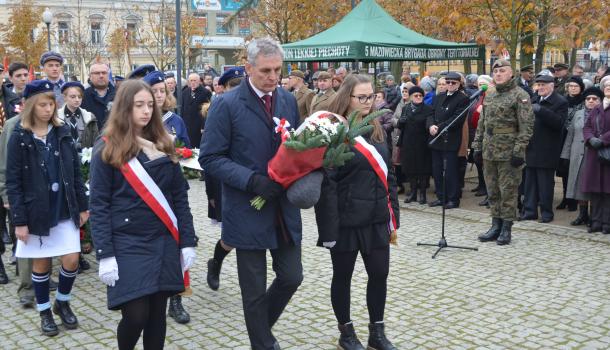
[236, 238, 303, 350]
[523, 167, 555, 221]
[431, 149, 459, 203]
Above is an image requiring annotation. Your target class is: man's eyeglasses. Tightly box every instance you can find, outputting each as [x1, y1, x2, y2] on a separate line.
[446, 80, 459, 85]
[351, 94, 376, 104]
[585, 96, 600, 101]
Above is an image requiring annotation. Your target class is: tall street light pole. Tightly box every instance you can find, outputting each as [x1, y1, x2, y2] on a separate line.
[43, 8, 53, 51]
[175, 0, 183, 115]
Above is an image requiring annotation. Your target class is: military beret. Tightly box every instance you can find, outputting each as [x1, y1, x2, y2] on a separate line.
[408, 86, 425, 96]
[114, 76, 125, 81]
[218, 66, 245, 86]
[534, 70, 555, 83]
[40, 51, 64, 66]
[317, 71, 333, 80]
[445, 71, 461, 81]
[520, 64, 534, 72]
[23, 80, 54, 99]
[566, 76, 585, 92]
[164, 72, 175, 78]
[554, 63, 569, 70]
[492, 59, 511, 70]
[60, 81, 85, 94]
[128, 64, 156, 79]
[289, 70, 305, 80]
[142, 71, 166, 87]
[582, 87, 603, 100]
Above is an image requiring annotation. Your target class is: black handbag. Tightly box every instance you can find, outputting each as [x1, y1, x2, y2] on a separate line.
[595, 115, 610, 165]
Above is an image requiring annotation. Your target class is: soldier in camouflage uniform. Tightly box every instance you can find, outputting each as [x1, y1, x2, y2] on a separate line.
[472, 59, 534, 245]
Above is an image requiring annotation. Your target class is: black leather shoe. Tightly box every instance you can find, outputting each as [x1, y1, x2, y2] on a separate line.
[49, 279, 58, 291]
[470, 186, 481, 193]
[478, 197, 489, 206]
[519, 215, 538, 221]
[207, 258, 221, 291]
[418, 191, 427, 205]
[0, 258, 8, 284]
[403, 190, 417, 204]
[538, 217, 553, 223]
[478, 218, 503, 242]
[497, 220, 513, 246]
[570, 205, 589, 226]
[40, 309, 59, 336]
[367, 322, 397, 350]
[19, 295, 35, 308]
[168, 295, 190, 324]
[79, 253, 90, 272]
[53, 300, 78, 329]
[428, 200, 442, 207]
[443, 201, 459, 209]
[588, 226, 602, 233]
[603, 228, 610, 235]
[475, 188, 487, 197]
[556, 199, 567, 210]
[338, 322, 365, 350]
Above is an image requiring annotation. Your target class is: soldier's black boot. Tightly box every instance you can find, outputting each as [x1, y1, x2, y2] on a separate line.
[571, 205, 589, 226]
[207, 258, 221, 291]
[168, 295, 190, 324]
[367, 322, 397, 350]
[478, 217, 503, 242]
[0, 257, 8, 284]
[53, 300, 78, 329]
[497, 220, 513, 245]
[404, 183, 417, 203]
[40, 309, 59, 336]
[337, 322, 365, 350]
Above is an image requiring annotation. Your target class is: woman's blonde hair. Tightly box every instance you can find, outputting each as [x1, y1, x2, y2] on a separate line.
[162, 82, 177, 112]
[20, 92, 62, 130]
[101, 80, 176, 168]
[62, 86, 83, 98]
[327, 73, 385, 144]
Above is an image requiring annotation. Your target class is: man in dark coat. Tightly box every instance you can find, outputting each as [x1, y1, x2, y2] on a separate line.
[426, 72, 470, 209]
[518, 64, 535, 97]
[554, 63, 571, 95]
[182, 73, 211, 148]
[521, 72, 568, 223]
[199, 38, 303, 350]
[81, 62, 115, 130]
[383, 75, 401, 111]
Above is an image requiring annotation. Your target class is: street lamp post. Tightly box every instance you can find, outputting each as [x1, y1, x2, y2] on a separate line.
[42, 8, 53, 51]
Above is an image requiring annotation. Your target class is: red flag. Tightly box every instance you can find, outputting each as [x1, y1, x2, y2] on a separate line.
[2, 57, 8, 72]
[28, 65, 35, 81]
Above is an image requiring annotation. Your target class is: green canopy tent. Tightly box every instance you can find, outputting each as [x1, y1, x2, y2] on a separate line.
[282, 0, 484, 68]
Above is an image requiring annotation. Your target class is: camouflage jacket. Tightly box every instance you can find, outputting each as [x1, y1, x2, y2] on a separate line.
[472, 78, 534, 161]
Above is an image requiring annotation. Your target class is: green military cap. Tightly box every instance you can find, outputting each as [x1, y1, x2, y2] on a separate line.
[289, 70, 305, 79]
[520, 64, 534, 72]
[317, 71, 333, 80]
[492, 59, 511, 69]
[553, 63, 569, 70]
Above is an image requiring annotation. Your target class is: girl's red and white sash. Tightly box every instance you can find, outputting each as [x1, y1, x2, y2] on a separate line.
[353, 136, 398, 234]
[120, 157, 190, 290]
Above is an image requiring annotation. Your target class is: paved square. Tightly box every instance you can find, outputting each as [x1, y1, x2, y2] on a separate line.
[0, 180, 609, 349]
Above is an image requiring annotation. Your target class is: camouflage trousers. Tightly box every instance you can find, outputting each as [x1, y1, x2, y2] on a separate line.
[483, 160, 523, 221]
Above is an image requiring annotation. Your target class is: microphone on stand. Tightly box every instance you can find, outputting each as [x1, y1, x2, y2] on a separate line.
[468, 84, 488, 100]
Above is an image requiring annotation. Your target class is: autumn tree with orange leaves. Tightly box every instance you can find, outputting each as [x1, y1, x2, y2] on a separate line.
[0, 0, 47, 68]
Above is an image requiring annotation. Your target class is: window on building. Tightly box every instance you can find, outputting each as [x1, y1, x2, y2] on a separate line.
[216, 14, 229, 35]
[58, 21, 70, 43]
[126, 22, 138, 45]
[238, 15, 250, 36]
[91, 22, 102, 45]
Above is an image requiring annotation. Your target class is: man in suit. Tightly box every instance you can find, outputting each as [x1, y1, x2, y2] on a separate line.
[287, 70, 314, 121]
[521, 71, 568, 223]
[426, 71, 470, 209]
[309, 71, 336, 114]
[199, 37, 303, 350]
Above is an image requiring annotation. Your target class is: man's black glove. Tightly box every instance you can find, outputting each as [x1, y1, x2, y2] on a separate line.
[510, 156, 525, 167]
[247, 174, 284, 201]
[532, 104, 541, 113]
[589, 137, 603, 149]
[473, 151, 483, 165]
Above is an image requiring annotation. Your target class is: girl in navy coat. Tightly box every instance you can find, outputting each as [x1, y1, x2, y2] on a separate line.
[7, 80, 89, 336]
[316, 74, 400, 350]
[89, 80, 197, 350]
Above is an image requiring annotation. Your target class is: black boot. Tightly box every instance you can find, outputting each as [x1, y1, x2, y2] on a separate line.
[168, 295, 190, 324]
[567, 199, 578, 212]
[78, 253, 90, 273]
[404, 183, 417, 203]
[337, 322, 364, 350]
[556, 198, 567, 210]
[40, 309, 59, 336]
[570, 205, 590, 226]
[418, 189, 427, 205]
[0, 258, 8, 284]
[207, 258, 221, 291]
[478, 218, 503, 242]
[497, 220, 513, 246]
[53, 300, 78, 329]
[367, 322, 396, 350]
[478, 196, 489, 207]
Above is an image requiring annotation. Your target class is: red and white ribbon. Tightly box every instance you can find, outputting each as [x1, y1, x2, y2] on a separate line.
[353, 136, 397, 233]
[273, 117, 291, 142]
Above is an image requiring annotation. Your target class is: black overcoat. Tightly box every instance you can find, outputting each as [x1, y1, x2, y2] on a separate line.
[426, 91, 470, 152]
[181, 85, 211, 148]
[525, 92, 568, 169]
[398, 102, 433, 176]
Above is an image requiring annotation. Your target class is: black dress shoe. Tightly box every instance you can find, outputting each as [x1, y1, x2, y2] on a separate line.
[588, 226, 602, 233]
[19, 295, 35, 308]
[207, 258, 221, 291]
[443, 201, 459, 209]
[603, 228, 610, 235]
[538, 217, 553, 223]
[53, 300, 78, 329]
[40, 309, 59, 336]
[519, 215, 538, 221]
[0, 259, 8, 284]
[556, 199, 567, 210]
[428, 200, 443, 207]
[49, 279, 58, 291]
[478, 197, 489, 206]
[79, 253, 90, 272]
[470, 186, 481, 193]
[474, 188, 487, 197]
[168, 295, 190, 324]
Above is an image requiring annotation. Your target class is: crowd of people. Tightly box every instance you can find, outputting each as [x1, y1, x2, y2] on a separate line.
[0, 35, 609, 350]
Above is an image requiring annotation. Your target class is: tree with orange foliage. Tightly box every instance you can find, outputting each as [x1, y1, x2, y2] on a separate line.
[0, 0, 47, 68]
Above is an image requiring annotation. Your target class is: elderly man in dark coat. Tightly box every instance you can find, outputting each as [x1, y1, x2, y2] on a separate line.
[199, 37, 303, 350]
[182, 73, 212, 148]
[521, 72, 568, 223]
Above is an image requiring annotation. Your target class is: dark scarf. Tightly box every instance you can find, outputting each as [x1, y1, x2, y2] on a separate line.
[567, 93, 585, 108]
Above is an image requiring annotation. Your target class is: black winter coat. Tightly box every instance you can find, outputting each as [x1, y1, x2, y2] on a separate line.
[526, 92, 568, 169]
[427, 91, 470, 152]
[89, 141, 197, 310]
[6, 124, 88, 236]
[383, 85, 401, 111]
[182, 85, 211, 148]
[314, 136, 400, 245]
[81, 85, 115, 130]
[398, 102, 433, 176]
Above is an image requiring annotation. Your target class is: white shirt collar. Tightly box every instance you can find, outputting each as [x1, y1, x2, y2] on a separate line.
[248, 77, 272, 99]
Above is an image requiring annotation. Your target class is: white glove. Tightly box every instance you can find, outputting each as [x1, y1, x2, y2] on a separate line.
[99, 257, 119, 287]
[323, 241, 337, 249]
[181, 247, 196, 272]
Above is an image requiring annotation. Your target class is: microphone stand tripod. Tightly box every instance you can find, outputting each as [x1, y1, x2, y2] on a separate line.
[417, 96, 479, 259]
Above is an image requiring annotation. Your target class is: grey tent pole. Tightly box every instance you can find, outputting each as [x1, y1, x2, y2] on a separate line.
[175, 0, 183, 115]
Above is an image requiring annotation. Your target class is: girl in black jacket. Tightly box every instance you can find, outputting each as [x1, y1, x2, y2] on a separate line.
[317, 74, 400, 350]
[7, 80, 89, 336]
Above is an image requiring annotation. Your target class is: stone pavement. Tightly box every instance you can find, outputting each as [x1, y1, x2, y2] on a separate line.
[0, 179, 609, 349]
